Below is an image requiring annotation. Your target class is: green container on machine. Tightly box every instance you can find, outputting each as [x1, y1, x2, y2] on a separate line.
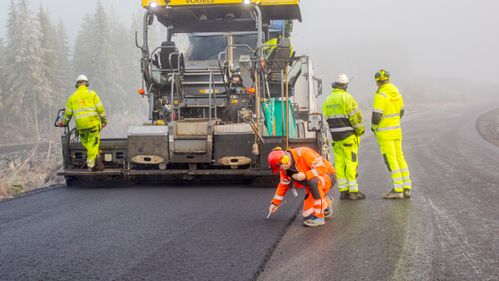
[262, 98, 297, 138]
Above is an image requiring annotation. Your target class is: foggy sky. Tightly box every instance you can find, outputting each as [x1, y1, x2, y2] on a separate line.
[0, 0, 140, 42]
[293, 0, 499, 103]
[1, 0, 498, 102]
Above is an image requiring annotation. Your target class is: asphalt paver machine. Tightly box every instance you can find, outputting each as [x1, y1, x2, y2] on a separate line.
[58, 0, 330, 184]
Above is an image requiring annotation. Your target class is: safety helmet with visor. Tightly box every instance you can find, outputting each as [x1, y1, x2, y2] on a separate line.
[375, 70, 390, 82]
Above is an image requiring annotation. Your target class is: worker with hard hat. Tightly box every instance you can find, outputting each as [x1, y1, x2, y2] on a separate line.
[57, 75, 107, 172]
[267, 147, 336, 227]
[322, 74, 366, 200]
[371, 70, 412, 199]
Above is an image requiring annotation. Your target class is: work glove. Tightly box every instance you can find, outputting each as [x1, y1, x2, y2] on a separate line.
[356, 127, 365, 136]
[56, 121, 65, 127]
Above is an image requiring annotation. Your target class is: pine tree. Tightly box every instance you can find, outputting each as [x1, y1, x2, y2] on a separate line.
[110, 10, 142, 106]
[0, 38, 6, 110]
[37, 5, 59, 130]
[53, 20, 73, 108]
[73, 1, 126, 115]
[73, 14, 94, 80]
[1, 1, 17, 126]
[3, 0, 46, 138]
[0, 38, 6, 111]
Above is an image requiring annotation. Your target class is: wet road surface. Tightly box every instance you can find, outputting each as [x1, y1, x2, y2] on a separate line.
[258, 103, 499, 281]
[1, 103, 499, 281]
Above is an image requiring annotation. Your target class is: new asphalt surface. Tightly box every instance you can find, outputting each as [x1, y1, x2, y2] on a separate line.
[0, 185, 300, 281]
[1, 103, 498, 281]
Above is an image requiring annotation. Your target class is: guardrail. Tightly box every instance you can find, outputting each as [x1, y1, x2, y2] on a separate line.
[0, 141, 57, 172]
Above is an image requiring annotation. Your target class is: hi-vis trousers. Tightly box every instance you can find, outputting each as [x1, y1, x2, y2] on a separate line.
[79, 126, 101, 168]
[301, 174, 336, 219]
[333, 134, 360, 193]
[378, 138, 412, 192]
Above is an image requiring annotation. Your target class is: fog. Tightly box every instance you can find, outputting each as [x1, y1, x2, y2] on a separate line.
[293, 0, 499, 105]
[1, 0, 498, 195]
[0, 0, 139, 42]
[1, 0, 498, 105]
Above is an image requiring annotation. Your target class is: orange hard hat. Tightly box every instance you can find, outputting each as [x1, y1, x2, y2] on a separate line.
[268, 147, 287, 174]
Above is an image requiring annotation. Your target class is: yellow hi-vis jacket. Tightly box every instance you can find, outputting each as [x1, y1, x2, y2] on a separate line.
[262, 37, 294, 57]
[371, 83, 404, 140]
[63, 85, 107, 130]
[322, 88, 364, 141]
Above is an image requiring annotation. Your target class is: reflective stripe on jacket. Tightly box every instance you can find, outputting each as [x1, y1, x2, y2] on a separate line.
[371, 83, 404, 140]
[64, 85, 107, 130]
[322, 88, 364, 141]
[271, 147, 335, 206]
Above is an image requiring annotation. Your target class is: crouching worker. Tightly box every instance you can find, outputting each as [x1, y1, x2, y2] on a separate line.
[267, 147, 336, 227]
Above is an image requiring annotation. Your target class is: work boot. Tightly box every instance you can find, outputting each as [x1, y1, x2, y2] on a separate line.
[349, 191, 366, 200]
[324, 196, 334, 219]
[96, 155, 105, 172]
[303, 216, 325, 227]
[383, 190, 404, 199]
[403, 189, 411, 198]
[340, 191, 350, 200]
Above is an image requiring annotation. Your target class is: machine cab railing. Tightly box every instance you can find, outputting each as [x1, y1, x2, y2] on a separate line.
[150, 41, 184, 85]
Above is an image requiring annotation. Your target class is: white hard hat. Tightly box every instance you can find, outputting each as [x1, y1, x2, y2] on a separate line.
[334, 73, 349, 84]
[76, 74, 88, 82]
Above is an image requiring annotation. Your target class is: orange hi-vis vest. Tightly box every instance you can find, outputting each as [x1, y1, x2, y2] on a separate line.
[271, 147, 335, 206]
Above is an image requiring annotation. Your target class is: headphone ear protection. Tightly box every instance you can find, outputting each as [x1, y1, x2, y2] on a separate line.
[281, 154, 290, 165]
[75, 81, 89, 89]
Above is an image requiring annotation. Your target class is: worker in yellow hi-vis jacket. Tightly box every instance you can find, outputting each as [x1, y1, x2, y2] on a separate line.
[57, 75, 107, 172]
[323, 74, 365, 200]
[371, 70, 412, 199]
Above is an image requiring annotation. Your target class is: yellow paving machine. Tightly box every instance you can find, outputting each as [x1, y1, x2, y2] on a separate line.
[58, 0, 329, 184]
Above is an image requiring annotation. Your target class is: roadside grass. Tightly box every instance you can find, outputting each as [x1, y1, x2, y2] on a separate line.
[0, 112, 146, 200]
[0, 142, 64, 200]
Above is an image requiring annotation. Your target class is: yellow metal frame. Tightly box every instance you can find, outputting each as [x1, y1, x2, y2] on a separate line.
[142, 0, 299, 8]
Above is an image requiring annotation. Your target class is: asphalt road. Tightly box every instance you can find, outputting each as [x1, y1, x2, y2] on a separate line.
[0, 185, 300, 281]
[258, 103, 499, 281]
[1, 103, 499, 281]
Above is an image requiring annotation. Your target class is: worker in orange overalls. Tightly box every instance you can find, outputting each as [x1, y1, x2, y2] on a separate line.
[267, 147, 336, 227]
